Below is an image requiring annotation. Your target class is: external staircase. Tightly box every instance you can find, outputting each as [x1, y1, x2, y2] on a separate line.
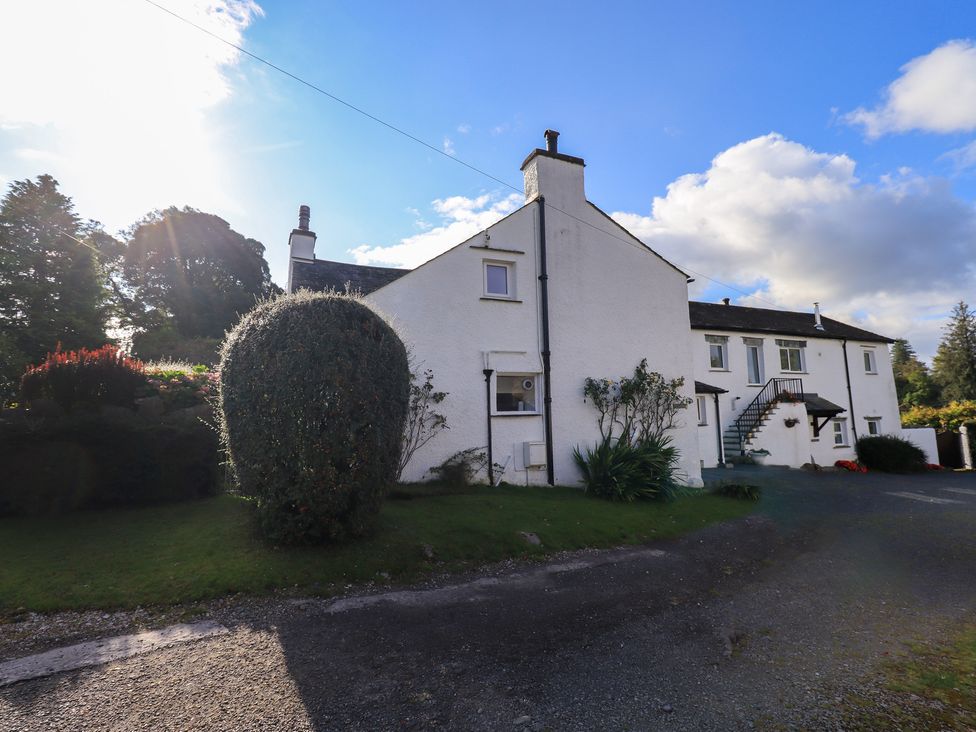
[723, 378, 804, 459]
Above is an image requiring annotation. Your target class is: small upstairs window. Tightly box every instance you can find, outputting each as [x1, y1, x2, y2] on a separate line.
[705, 335, 728, 370]
[863, 348, 877, 374]
[866, 417, 881, 435]
[776, 339, 806, 373]
[484, 261, 514, 299]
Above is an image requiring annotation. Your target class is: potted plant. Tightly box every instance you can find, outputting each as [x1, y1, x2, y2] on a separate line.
[747, 448, 771, 465]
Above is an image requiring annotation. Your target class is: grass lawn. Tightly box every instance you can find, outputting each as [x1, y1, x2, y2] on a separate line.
[0, 485, 753, 613]
[843, 623, 976, 730]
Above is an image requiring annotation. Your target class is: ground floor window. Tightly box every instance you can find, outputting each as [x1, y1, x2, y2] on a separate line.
[496, 374, 537, 413]
[865, 417, 881, 436]
[832, 418, 849, 447]
[696, 395, 708, 425]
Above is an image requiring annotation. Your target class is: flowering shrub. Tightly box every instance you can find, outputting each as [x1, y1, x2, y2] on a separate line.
[834, 459, 867, 473]
[142, 361, 218, 411]
[21, 344, 147, 412]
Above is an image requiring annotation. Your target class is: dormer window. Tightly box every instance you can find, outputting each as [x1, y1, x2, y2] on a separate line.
[483, 261, 514, 299]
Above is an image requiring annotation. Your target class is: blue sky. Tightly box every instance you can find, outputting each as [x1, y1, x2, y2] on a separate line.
[2, 1, 976, 359]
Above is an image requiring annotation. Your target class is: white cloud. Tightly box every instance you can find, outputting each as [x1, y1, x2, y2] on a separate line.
[442, 137, 456, 156]
[456, 123, 471, 134]
[0, 0, 263, 229]
[350, 193, 523, 268]
[846, 39, 976, 137]
[942, 139, 976, 170]
[611, 133, 976, 361]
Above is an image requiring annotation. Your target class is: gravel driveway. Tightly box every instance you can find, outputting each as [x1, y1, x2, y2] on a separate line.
[3, 467, 976, 731]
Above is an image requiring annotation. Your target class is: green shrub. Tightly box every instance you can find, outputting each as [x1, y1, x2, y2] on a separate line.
[712, 483, 762, 501]
[855, 435, 927, 473]
[20, 345, 147, 412]
[0, 411, 218, 515]
[219, 291, 409, 544]
[573, 435, 681, 502]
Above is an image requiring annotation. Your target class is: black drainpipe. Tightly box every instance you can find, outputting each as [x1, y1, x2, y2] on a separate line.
[537, 197, 555, 485]
[841, 339, 859, 443]
[483, 367, 495, 486]
[713, 393, 725, 465]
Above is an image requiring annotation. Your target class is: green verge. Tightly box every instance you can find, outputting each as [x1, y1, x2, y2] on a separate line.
[843, 623, 976, 731]
[0, 485, 752, 612]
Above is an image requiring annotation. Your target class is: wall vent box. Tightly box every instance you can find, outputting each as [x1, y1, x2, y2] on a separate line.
[523, 441, 547, 468]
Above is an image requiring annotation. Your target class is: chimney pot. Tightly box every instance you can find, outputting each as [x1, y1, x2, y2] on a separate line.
[544, 129, 559, 154]
[722, 297, 731, 306]
[298, 204, 310, 232]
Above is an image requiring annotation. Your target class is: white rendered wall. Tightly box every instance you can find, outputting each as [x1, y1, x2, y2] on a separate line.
[902, 427, 938, 464]
[691, 325, 902, 468]
[368, 153, 702, 487]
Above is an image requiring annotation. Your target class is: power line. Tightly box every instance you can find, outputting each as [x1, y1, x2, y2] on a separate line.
[141, 0, 784, 310]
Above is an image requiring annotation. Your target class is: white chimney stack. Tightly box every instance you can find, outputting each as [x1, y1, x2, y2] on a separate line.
[813, 302, 825, 331]
[287, 204, 317, 293]
[521, 129, 586, 209]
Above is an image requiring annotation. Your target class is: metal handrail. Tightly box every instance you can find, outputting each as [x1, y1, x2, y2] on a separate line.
[734, 377, 804, 451]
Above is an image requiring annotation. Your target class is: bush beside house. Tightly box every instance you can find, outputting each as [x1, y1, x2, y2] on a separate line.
[219, 291, 410, 545]
[2, 347, 219, 516]
[855, 435, 928, 473]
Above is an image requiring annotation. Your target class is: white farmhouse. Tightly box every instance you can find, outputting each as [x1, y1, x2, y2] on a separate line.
[287, 131, 703, 486]
[286, 131, 918, 480]
[689, 300, 904, 468]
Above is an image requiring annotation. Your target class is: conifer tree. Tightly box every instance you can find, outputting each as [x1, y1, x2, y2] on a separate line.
[0, 175, 109, 392]
[932, 302, 976, 403]
[891, 338, 938, 408]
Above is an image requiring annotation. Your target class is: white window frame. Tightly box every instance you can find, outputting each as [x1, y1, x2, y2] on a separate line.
[832, 418, 849, 447]
[706, 335, 728, 371]
[696, 395, 708, 426]
[483, 260, 515, 299]
[777, 339, 806, 373]
[865, 417, 881, 436]
[862, 348, 877, 374]
[494, 372, 539, 414]
[744, 338, 765, 385]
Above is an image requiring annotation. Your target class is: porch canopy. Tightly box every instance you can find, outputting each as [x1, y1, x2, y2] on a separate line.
[802, 393, 845, 437]
[694, 380, 728, 395]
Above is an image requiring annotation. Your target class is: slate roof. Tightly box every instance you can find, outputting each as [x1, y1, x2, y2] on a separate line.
[291, 259, 408, 295]
[694, 380, 728, 394]
[689, 302, 893, 344]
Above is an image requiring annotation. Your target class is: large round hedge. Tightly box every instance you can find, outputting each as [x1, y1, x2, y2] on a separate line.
[219, 291, 409, 544]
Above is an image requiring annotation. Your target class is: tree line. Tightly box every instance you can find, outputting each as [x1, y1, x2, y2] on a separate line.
[893, 302, 976, 409]
[0, 174, 281, 395]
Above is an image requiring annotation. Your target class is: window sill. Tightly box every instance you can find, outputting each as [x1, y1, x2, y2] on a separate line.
[780, 371, 807, 375]
[833, 445, 850, 449]
[492, 411, 541, 417]
[865, 372, 878, 376]
[481, 297, 523, 303]
[746, 383, 763, 387]
[708, 368, 730, 372]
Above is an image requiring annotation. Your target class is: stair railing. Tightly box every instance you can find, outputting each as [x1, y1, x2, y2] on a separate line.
[734, 377, 804, 452]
